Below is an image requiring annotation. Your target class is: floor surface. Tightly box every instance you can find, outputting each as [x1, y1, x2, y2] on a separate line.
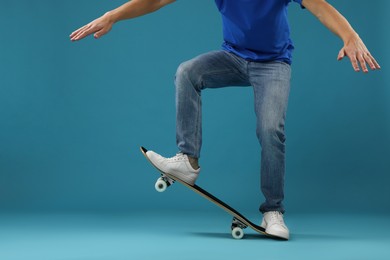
[0, 210, 389, 260]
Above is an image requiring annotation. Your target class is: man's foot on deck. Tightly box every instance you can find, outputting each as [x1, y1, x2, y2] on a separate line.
[260, 211, 290, 240]
[146, 150, 200, 186]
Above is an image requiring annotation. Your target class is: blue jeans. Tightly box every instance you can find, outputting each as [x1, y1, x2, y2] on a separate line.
[175, 51, 291, 213]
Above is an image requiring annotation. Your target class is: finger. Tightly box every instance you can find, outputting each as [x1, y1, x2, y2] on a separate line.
[70, 24, 90, 39]
[349, 54, 360, 72]
[93, 26, 106, 39]
[367, 53, 381, 70]
[70, 29, 83, 40]
[71, 30, 89, 41]
[70, 28, 86, 41]
[363, 53, 376, 70]
[72, 26, 95, 41]
[70, 30, 85, 41]
[71, 22, 99, 41]
[72, 30, 90, 41]
[70, 26, 85, 38]
[357, 53, 368, 73]
[94, 30, 104, 39]
[337, 49, 345, 61]
[94, 24, 112, 39]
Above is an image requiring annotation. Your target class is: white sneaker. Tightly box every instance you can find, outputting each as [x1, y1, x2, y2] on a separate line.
[146, 150, 200, 186]
[260, 211, 290, 240]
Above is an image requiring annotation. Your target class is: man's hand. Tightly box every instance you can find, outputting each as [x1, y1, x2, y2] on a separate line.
[337, 36, 381, 73]
[302, 0, 380, 73]
[69, 0, 176, 42]
[70, 13, 113, 41]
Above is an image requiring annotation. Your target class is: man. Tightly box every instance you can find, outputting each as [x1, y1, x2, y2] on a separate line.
[70, 0, 380, 240]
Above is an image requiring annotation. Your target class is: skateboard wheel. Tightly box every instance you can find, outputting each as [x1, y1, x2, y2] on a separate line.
[231, 227, 244, 239]
[155, 178, 168, 192]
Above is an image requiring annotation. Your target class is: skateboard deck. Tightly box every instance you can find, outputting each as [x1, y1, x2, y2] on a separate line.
[140, 146, 282, 240]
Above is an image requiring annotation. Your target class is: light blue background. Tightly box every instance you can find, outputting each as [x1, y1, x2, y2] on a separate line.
[0, 0, 389, 214]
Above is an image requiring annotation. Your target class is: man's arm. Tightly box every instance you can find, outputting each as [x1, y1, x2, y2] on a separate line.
[70, 0, 176, 41]
[301, 0, 380, 73]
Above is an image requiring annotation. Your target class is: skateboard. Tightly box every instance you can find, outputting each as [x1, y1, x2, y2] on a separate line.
[140, 146, 281, 240]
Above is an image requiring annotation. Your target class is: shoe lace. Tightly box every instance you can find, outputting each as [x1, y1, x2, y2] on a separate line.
[167, 153, 186, 162]
[269, 211, 284, 224]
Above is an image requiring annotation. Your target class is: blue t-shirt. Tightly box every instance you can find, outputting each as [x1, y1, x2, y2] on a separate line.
[215, 0, 303, 64]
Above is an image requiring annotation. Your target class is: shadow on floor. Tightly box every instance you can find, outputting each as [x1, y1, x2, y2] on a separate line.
[189, 231, 357, 241]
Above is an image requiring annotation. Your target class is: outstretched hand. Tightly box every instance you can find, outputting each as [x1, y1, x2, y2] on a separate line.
[70, 13, 113, 41]
[337, 36, 380, 73]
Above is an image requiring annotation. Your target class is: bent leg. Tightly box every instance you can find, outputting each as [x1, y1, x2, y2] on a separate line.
[175, 51, 249, 158]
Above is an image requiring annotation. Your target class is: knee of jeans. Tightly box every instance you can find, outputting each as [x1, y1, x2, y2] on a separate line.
[175, 61, 203, 92]
[257, 124, 286, 148]
[176, 61, 192, 82]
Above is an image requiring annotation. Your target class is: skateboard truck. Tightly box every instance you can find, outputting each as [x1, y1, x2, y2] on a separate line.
[231, 217, 248, 239]
[155, 174, 175, 192]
